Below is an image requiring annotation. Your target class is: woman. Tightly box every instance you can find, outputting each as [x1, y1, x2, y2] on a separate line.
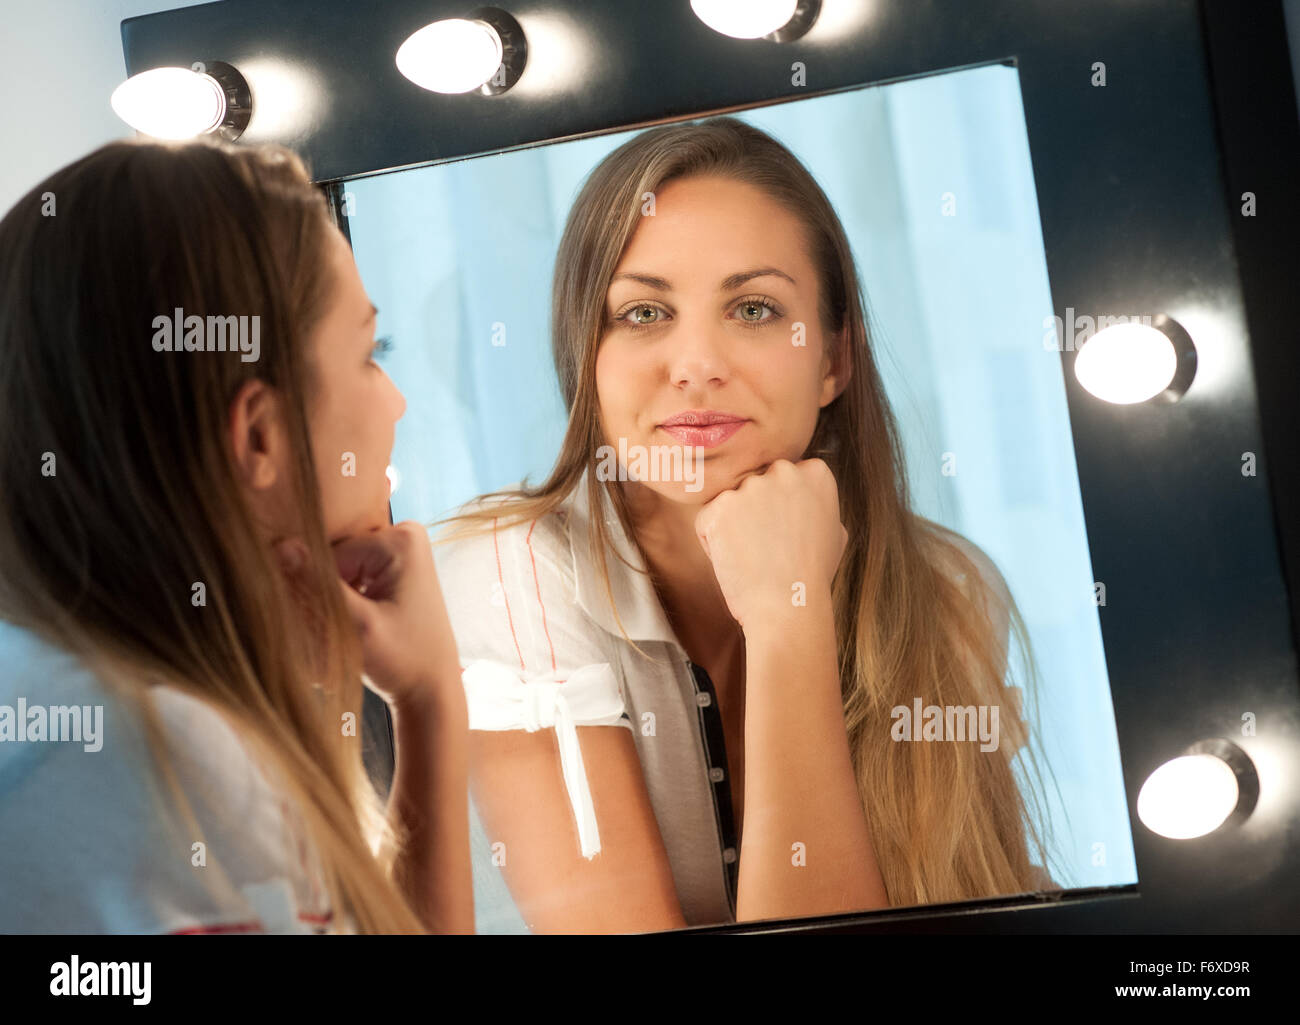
[0, 138, 472, 933]
[434, 116, 1057, 932]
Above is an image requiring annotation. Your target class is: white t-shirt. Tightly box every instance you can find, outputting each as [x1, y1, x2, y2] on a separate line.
[0, 619, 339, 934]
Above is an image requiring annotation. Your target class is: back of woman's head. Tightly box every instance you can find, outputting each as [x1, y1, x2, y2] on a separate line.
[0, 139, 325, 664]
[0, 138, 423, 933]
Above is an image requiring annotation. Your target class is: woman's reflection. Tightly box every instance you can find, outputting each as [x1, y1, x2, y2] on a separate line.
[434, 116, 1056, 933]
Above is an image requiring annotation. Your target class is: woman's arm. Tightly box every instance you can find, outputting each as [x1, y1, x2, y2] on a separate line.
[467, 724, 687, 933]
[694, 458, 889, 922]
[385, 683, 473, 934]
[332, 522, 475, 933]
[737, 590, 888, 921]
[433, 515, 687, 934]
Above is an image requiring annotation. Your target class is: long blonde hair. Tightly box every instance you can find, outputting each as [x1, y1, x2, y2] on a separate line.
[439, 116, 1061, 907]
[0, 138, 425, 932]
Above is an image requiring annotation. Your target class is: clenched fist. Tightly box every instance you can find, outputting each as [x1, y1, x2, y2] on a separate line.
[693, 458, 848, 630]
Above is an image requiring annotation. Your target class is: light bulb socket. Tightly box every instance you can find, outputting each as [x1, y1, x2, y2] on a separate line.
[466, 7, 527, 96]
[190, 60, 252, 141]
[1181, 738, 1259, 828]
[1147, 313, 1198, 404]
[765, 0, 821, 42]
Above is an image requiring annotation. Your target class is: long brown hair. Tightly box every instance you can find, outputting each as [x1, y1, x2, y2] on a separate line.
[0, 138, 424, 932]
[439, 116, 1060, 907]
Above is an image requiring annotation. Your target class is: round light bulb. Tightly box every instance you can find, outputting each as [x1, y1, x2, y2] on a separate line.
[396, 19, 505, 94]
[1137, 754, 1240, 839]
[1074, 322, 1180, 404]
[690, 0, 800, 39]
[111, 67, 227, 139]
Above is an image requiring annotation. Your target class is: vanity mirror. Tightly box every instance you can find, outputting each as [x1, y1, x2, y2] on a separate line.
[121, 0, 1300, 934]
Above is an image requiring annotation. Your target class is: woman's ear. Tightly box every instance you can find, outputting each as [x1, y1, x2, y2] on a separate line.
[819, 325, 853, 408]
[227, 378, 288, 492]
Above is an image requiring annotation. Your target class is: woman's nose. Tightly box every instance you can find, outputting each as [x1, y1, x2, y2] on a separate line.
[669, 323, 731, 389]
[384, 368, 407, 422]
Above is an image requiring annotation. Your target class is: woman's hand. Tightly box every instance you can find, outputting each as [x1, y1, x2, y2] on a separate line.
[329, 521, 464, 711]
[693, 458, 847, 630]
[324, 523, 473, 934]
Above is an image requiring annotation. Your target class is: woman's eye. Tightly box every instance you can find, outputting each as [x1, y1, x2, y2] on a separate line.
[370, 335, 395, 362]
[731, 297, 779, 325]
[616, 304, 669, 329]
[611, 298, 779, 331]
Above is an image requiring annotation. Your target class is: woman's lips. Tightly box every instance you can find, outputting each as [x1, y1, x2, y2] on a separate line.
[658, 420, 747, 448]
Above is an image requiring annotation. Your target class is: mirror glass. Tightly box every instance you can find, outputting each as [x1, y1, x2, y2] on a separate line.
[343, 62, 1137, 932]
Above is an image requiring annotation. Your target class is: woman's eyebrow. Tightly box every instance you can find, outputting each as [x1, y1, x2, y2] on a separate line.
[610, 272, 671, 290]
[362, 303, 378, 327]
[609, 268, 796, 292]
[720, 267, 796, 290]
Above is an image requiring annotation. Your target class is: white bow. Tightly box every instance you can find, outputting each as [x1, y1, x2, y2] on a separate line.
[460, 660, 628, 859]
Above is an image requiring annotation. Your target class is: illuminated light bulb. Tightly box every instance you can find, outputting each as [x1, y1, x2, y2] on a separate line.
[690, 0, 801, 39]
[1074, 322, 1183, 404]
[1137, 754, 1241, 839]
[396, 19, 505, 94]
[110, 67, 227, 139]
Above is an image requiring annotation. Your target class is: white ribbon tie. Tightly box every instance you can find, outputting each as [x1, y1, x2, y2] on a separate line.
[460, 659, 631, 859]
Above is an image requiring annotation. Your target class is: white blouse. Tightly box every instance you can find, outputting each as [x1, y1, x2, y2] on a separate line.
[434, 470, 740, 926]
[433, 470, 1035, 927]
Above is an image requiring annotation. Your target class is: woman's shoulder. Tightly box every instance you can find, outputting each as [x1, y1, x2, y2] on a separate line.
[0, 620, 329, 933]
[430, 487, 619, 672]
[133, 690, 336, 931]
[146, 685, 283, 821]
[432, 487, 575, 587]
[0, 623, 281, 824]
[918, 519, 1012, 613]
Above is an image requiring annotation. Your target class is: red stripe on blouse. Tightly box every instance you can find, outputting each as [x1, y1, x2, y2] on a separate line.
[170, 921, 264, 935]
[493, 517, 527, 673]
[524, 519, 558, 674]
[170, 910, 333, 935]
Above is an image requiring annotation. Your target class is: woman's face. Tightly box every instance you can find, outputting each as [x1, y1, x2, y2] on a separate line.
[595, 175, 847, 507]
[305, 227, 406, 541]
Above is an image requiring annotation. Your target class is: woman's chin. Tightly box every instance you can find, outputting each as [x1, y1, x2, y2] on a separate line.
[635, 471, 757, 506]
[325, 505, 392, 544]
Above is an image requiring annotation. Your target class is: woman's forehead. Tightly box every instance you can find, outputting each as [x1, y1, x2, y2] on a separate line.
[611, 181, 814, 286]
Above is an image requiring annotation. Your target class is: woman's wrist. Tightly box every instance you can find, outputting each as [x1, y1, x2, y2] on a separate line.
[387, 665, 467, 727]
[743, 591, 840, 693]
[741, 583, 835, 637]
[387, 675, 468, 792]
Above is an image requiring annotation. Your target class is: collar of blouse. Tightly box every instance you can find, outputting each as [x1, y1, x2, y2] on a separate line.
[561, 467, 682, 650]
